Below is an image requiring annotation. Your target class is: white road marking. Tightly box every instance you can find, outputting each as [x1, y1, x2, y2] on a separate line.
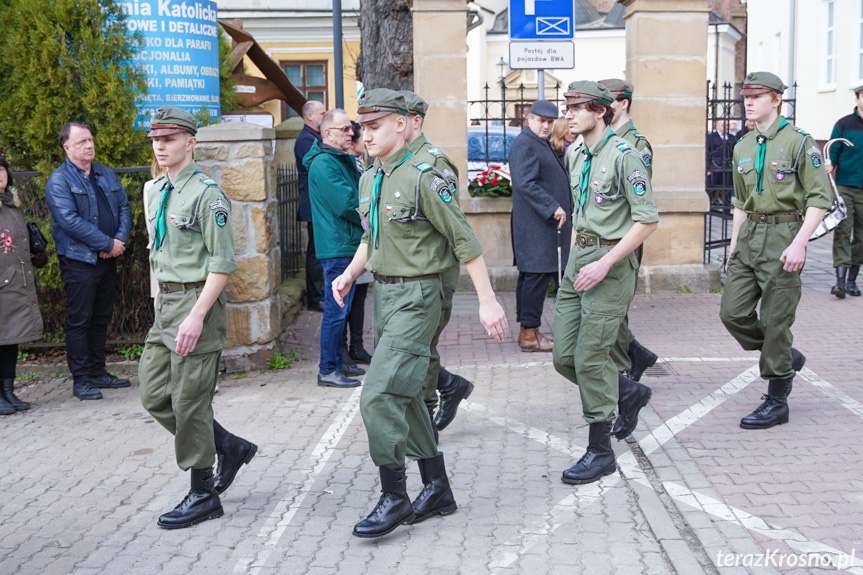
[799, 366, 863, 419]
[447, 357, 758, 372]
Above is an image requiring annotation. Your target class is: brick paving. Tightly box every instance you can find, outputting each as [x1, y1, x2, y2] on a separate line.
[2, 238, 862, 574]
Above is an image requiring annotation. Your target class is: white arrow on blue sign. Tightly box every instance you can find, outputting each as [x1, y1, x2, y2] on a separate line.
[509, 0, 575, 40]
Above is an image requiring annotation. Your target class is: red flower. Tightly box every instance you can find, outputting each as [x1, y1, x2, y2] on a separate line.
[491, 178, 499, 185]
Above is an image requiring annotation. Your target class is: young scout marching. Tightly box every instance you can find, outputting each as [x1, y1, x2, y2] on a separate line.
[139, 107, 257, 529]
[331, 89, 508, 538]
[719, 72, 832, 429]
[553, 81, 658, 485]
[599, 78, 659, 383]
[401, 89, 476, 437]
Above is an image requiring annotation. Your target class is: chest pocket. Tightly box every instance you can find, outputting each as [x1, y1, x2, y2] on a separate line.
[737, 161, 755, 186]
[768, 159, 793, 185]
[385, 201, 415, 238]
[591, 177, 620, 206]
[169, 212, 195, 246]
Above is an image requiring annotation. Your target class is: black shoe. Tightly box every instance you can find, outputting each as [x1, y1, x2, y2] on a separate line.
[213, 420, 258, 495]
[317, 371, 361, 388]
[612, 373, 652, 440]
[831, 266, 847, 298]
[353, 465, 415, 538]
[308, 303, 324, 313]
[847, 266, 861, 296]
[433, 368, 474, 431]
[562, 422, 617, 485]
[0, 395, 14, 415]
[410, 453, 457, 523]
[740, 380, 791, 430]
[626, 338, 658, 382]
[1, 378, 30, 411]
[158, 468, 224, 529]
[427, 406, 439, 444]
[349, 345, 373, 365]
[90, 374, 131, 389]
[791, 348, 806, 372]
[73, 380, 103, 400]
[339, 363, 365, 377]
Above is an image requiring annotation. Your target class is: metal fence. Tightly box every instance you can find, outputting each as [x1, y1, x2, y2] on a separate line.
[276, 163, 302, 280]
[703, 81, 798, 264]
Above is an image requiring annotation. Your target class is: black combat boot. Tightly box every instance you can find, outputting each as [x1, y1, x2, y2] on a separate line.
[433, 368, 474, 431]
[157, 467, 224, 529]
[613, 373, 653, 440]
[791, 347, 806, 373]
[831, 266, 847, 298]
[740, 379, 792, 430]
[353, 465, 415, 538]
[626, 338, 658, 382]
[0, 389, 14, 416]
[1, 378, 29, 411]
[847, 266, 861, 296]
[213, 420, 257, 494]
[410, 453, 457, 523]
[562, 421, 616, 485]
[427, 406, 439, 444]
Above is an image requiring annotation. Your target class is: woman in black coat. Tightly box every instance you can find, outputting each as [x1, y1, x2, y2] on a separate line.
[509, 101, 573, 351]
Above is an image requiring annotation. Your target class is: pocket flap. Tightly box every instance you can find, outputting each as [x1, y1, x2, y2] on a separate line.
[0, 266, 15, 290]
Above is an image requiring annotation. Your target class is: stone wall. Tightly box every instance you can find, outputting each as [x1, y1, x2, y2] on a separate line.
[195, 122, 281, 372]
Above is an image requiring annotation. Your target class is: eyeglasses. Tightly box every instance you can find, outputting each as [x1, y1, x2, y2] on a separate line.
[328, 125, 354, 133]
[562, 105, 587, 115]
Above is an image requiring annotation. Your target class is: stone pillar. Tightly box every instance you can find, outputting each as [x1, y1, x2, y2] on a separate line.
[621, 0, 720, 292]
[195, 122, 281, 371]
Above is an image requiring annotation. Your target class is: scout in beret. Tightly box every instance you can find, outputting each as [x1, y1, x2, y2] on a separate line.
[399, 89, 476, 437]
[332, 87, 508, 539]
[598, 78, 658, 384]
[825, 82, 863, 298]
[139, 105, 257, 529]
[720, 72, 833, 429]
[552, 80, 659, 485]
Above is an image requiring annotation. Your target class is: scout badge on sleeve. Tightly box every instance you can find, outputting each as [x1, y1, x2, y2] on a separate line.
[811, 138, 851, 240]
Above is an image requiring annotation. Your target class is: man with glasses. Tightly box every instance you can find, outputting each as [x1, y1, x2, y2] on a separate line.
[304, 108, 365, 388]
[553, 81, 658, 485]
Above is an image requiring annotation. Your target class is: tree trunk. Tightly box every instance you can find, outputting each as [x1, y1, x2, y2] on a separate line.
[357, 0, 413, 90]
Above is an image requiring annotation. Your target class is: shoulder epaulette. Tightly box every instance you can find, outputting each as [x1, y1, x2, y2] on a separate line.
[617, 142, 631, 152]
[427, 148, 443, 156]
[634, 131, 645, 140]
[796, 127, 809, 136]
[415, 162, 434, 172]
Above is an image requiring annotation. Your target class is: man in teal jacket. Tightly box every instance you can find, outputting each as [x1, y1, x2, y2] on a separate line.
[304, 108, 365, 388]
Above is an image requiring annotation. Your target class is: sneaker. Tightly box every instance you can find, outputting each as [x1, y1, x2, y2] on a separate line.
[90, 374, 131, 389]
[73, 380, 103, 400]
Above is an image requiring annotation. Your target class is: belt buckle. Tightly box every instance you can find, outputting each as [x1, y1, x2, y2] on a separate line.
[578, 235, 588, 247]
[757, 214, 768, 223]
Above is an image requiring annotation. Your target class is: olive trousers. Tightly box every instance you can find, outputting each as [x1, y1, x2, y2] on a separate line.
[139, 287, 228, 470]
[720, 220, 802, 381]
[832, 185, 863, 267]
[421, 262, 460, 409]
[552, 244, 637, 423]
[361, 277, 442, 468]
[609, 244, 643, 372]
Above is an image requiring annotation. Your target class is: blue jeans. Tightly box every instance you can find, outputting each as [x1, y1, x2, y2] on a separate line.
[320, 257, 356, 374]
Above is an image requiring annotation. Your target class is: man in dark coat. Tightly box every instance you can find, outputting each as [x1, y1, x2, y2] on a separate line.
[510, 100, 573, 351]
[295, 100, 327, 311]
[707, 120, 733, 203]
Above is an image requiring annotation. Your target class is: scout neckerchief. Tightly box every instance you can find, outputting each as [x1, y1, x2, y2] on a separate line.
[153, 167, 199, 249]
[370, 151, 412, 248]
[577, 132, 614, 216]
[754, 116, 788, 194]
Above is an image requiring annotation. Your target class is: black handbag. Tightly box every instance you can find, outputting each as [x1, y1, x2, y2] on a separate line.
[27, 222, 47, 254]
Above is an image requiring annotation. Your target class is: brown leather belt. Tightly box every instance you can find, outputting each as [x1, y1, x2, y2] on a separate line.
[158, 281, 206, 293]
[747, 213, 802, 224]
[575, 234, 618, 247]
[374, 273, 439, 284]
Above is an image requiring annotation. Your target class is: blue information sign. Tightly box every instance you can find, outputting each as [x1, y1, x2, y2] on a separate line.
[509, 0, 575, 40]
[122, 0, 221, 130]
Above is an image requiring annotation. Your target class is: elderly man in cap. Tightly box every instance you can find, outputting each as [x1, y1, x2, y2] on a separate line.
[553, 81, 658, 485]
[720, 72, 832, 430]
[598, 78, 659, 383]
[139, 106, 257, 529]
[400, 89, 476, 436]
[509, 99, 573, 352]
[332, 88, 507, 539]
[826, 84, 863, 298]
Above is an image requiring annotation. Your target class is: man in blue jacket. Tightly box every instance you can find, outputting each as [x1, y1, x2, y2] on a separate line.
[827, 84, 863, 298]
[304, 108, 365, 388]
[295, 100, 327, 311]
[46, 122, 132, 400]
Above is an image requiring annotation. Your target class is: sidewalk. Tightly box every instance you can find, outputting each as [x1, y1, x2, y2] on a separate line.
[2, 251, 862, 575]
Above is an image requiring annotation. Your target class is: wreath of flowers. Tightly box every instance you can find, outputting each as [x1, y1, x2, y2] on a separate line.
[467, 166, 512, 198]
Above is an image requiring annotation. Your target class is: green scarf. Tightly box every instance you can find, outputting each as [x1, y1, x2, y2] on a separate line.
[152, 181, 173, 250]
[755, 117, 788, 194]
[370, 152, 412, 248]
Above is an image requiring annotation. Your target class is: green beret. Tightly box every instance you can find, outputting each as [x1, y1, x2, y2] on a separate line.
[599, 78, 634, 97]
[400, 90, 429, 117]
[564, 81, 614, 106]
[148, 106, 198, 137]
[356, 88, 409, 123]
[740, 71, 787, 96]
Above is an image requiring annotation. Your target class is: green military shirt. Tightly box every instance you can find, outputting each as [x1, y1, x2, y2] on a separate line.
[615, 119, 653, 179]
[568, 126, 659, 240]
[146, 160, 239, 283]
[733, 115, 833, 214]
[358, 144, 482, 277]
[409, 133, 461, 184]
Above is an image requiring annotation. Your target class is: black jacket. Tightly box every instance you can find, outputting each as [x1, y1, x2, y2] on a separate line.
[829, 108, 863, 188]
[294, 124, 322, 222]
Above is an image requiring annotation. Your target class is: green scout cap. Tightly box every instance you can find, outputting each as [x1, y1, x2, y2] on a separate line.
[564, 81, 614, 106]
[400, 90, 429, 117]
[853, 84, 863, 95]
[148, 106, 198, 138]
[740, 71, 787, 96]
[599, 78, 633, 97]
[356, 88, 409, 123]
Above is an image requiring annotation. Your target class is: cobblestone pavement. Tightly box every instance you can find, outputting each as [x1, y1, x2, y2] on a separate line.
[3, 241, 863, 575]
